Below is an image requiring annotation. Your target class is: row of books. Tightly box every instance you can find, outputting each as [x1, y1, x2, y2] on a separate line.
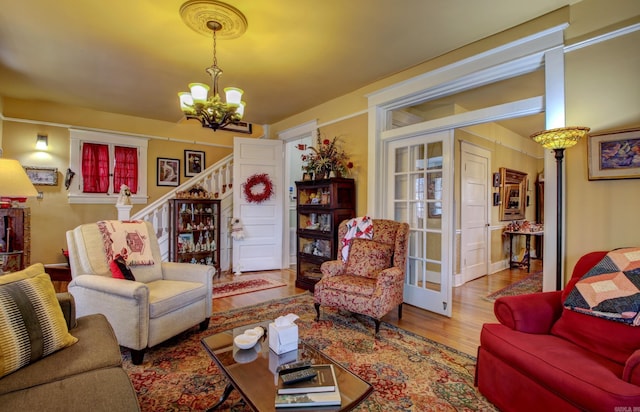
[275, 364, 341, 408]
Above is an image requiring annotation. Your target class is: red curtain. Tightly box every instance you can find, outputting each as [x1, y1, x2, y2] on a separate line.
[81, 143, 109, 193]
[114, 146, 138, 194]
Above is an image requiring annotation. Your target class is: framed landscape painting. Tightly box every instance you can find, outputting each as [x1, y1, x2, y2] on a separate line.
[588, 128, 640, 180]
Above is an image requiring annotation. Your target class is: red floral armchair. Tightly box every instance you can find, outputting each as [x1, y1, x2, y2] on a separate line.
[314, 219, 409, 334]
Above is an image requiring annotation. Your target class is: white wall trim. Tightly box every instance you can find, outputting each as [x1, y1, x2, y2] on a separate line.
[564, 22, 640, 53]
[0, 115, 233, 149]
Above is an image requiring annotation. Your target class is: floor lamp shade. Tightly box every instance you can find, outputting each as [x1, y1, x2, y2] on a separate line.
[0, 159, 39, 199]
[530, 127, 590, 290]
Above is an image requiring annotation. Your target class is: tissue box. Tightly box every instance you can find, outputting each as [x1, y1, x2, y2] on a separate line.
[269, 322, 298, 354]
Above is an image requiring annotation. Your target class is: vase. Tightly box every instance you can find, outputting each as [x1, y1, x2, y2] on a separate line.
[329, 171, 336, 178]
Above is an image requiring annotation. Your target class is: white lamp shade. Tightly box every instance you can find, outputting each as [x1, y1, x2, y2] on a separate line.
[224, 87, 243, 106]
[178, 92, 194, 111]
[235, 101, 245, 119]
[0, 159, 38, 198]
[189, 83, 210, 103]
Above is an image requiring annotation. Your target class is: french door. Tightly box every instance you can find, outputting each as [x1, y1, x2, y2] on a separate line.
[387, 131, 454, 316]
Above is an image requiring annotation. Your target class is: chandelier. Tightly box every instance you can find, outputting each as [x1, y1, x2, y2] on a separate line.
[178, 1, 247, 132]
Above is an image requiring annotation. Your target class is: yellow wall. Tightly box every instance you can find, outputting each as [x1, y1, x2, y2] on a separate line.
[564, 25, 640, 272]
[2, 0, 638, 280]
[0, 100, 262, 264]
[269, 0, 639, 281]
[316, 114, 368, 216]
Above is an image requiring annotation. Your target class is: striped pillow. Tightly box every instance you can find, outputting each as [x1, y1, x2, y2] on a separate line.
[0, 272, 78, 378]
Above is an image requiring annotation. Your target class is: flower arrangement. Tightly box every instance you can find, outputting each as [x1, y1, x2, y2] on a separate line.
[301, 130, 354, 178]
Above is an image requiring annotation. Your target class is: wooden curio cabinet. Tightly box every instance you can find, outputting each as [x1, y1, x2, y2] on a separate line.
[0, 207, 30, 272]
[169, 198, 220, 275]
[295, 178, 355, 291]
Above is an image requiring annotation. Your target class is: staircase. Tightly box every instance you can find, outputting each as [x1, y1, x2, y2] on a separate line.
[131, 154, 234, 270]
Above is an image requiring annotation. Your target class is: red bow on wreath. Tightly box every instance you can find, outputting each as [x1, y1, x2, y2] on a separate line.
[242, 173, 274, 203]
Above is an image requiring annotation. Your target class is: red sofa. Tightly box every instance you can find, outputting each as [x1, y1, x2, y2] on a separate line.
[476, 251, 640, 411]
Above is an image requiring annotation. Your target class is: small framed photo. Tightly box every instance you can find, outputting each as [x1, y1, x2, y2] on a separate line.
[157, 158, 180, 186]
[184, 150, 205, 177]
[223, 121, 253, 134]
[588, 128, 640, 180]
[24, 166, 58, 186]
[492, 172, 500, 187]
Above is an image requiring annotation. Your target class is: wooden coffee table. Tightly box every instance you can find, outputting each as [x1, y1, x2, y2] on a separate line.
[201, 321, 373, 411]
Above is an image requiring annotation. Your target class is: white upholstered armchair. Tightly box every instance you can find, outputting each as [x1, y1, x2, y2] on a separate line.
[66, 220, 213, 364]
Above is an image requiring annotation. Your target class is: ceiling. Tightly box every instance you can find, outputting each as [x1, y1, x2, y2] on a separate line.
[0, 0, 578, 131]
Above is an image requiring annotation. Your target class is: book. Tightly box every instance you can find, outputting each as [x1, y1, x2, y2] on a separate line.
[275, 388, 341, 408]
[275, 365, 341, 409]
[277, 364, 337, 395]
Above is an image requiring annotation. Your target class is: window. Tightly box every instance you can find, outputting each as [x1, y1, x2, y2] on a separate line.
[69, 129, 148, 204]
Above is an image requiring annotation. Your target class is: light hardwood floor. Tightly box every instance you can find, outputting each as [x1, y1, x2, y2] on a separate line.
[213, 260, 542, 357]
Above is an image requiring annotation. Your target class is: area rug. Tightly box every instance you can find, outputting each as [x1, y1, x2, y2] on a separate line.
[122, 293, 497, 411]
[485, 271, 543, 301]
[213, 277, 286, 298]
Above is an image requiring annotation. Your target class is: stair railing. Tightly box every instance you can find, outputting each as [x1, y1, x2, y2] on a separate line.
[131, 154, 233, 260]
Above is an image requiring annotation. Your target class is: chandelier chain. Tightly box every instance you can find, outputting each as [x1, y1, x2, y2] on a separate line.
[211, 28, 218, 68]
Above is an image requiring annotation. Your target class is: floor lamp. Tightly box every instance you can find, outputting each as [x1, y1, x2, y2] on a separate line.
[530, 127, 590, 291]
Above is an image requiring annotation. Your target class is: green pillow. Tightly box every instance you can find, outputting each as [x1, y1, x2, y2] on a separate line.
[0, 272, 78, 378]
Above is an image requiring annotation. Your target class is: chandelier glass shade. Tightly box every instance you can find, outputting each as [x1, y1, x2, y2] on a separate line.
[178, 21, 245, 131]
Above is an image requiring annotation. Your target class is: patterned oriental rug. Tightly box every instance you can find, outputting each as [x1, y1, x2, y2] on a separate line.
[485, 271, 543, 301]
[122, 293, 497, 411]
[212, 278, 286, 298]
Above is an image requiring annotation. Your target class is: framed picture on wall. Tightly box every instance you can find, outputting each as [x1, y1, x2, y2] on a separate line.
[223, 121, 252, 134]
[23, 166, 58, 186]
[157, 158, 180, 186]
[184, 150, 205, 177]
[588, 127, 640, 180]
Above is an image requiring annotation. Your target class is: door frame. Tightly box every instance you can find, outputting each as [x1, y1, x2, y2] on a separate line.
[459, 141, 491, 286]
[277, 120, 318, 267]
[367, 25, 568, 297]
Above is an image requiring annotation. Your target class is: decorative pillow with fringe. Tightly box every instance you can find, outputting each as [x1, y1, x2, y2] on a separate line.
[0, 273, 78, 378]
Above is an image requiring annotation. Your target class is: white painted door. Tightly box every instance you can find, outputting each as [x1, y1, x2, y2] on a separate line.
[460, 142, 490, 283]
[388, 131, 454, 317]
[232, 137, 284, 273]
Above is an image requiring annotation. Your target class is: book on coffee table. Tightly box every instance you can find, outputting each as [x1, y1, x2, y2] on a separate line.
[275, 364, 341, 408]
[275, 388, 341, 408]
[277, 364, 337, 395]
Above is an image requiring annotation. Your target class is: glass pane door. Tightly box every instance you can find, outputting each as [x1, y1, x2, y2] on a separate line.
[388, 131, 453, 316]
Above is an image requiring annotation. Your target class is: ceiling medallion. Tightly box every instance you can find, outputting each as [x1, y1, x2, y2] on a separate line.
[180, 0, 247, 39]
[178, 0, 248, 132]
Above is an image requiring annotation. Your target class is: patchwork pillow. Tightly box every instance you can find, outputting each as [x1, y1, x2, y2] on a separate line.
[0, 272, 78, 378]
[345, 238, 394, 279]
[109, 255, 136, 281]
[563, 247, 640, 326]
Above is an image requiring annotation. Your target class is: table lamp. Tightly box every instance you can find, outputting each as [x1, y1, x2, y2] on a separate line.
[530, 126, 590, 290]
[0, 159, 38, 207]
